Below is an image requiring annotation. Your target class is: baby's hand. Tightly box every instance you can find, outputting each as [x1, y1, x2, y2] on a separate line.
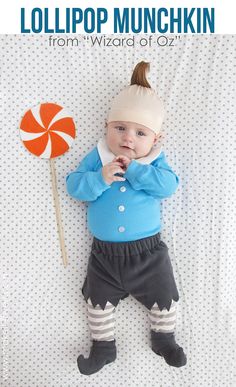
[113, 155, 131, 171]
[102, 161, 126, 185]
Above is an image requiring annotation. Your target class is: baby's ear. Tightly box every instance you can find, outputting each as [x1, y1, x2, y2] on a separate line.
[153, 132, 164, 147]
[153, 133, 160, 143]
[157, 131, 164, 141]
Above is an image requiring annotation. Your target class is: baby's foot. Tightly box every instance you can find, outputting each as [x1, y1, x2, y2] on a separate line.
[77, 340, 116, 375]
[151, 331, 187, 367]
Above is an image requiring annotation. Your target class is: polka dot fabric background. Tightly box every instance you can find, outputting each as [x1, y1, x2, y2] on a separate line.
[1, 34, 236, 387]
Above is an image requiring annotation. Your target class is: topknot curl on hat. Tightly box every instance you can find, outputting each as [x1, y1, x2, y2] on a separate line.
[107, 61, 166, 134]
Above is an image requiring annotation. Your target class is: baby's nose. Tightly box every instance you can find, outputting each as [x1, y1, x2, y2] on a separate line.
[123, 133, 134, 142]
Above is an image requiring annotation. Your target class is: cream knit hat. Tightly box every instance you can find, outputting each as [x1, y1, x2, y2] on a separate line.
[107, 62, 165, 134]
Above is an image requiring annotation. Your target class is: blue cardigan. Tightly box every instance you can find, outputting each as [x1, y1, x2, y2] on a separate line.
[66, 144, 179, 242]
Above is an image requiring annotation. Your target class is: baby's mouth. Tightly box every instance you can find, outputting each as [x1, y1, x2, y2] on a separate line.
[120, 145, 134, 150]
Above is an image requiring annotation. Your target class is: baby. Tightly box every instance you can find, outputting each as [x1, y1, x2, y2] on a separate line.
[66, 61, 187, 375]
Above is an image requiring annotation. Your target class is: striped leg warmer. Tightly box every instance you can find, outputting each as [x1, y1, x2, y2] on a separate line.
[87, 298, 116, 341]
[148, 300, 177, 333]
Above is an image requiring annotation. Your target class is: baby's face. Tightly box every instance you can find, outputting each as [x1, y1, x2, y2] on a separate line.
[106, 121, 160, 159]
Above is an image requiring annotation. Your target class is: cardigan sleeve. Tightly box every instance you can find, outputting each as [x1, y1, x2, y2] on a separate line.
[124, 151, 179, 199]
[66, 148, 111, 202]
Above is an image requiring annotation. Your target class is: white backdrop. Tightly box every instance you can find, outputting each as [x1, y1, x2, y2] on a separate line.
[1, 34, 236, 387]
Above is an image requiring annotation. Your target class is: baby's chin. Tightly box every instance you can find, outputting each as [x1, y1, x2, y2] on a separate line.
[120, 151, 151, 160]
[119, 147, 136, 156]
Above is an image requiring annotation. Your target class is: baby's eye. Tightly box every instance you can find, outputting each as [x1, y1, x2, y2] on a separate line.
[115, 126, 125, 131]
[137, 131, 146, 136]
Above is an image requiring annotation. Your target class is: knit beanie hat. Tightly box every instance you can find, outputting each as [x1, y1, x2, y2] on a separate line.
[107, 62, 165, 134]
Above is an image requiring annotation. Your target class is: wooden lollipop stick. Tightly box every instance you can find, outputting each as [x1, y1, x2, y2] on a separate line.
[49, 158, 68, 267]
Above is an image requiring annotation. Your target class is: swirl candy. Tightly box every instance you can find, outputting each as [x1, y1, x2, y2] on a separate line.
[20, 102, 75, 158]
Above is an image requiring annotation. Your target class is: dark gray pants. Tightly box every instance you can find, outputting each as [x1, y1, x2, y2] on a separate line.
[82, 232, 179, 311]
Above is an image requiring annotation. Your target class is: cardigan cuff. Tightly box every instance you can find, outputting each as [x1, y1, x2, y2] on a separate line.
[96, 167, 111, 188]
[124, 160, 141, 184]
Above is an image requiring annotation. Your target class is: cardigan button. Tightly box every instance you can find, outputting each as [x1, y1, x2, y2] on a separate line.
[118, 205, 125, 212]
[118, 226, 125, 233]
[120, 186, 126, 192]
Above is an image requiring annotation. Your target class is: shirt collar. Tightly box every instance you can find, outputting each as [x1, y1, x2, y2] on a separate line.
[97, 137, 162, 166]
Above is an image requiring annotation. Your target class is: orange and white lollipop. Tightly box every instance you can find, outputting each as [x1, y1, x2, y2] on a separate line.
[20, 102, 75, 158]
[20, 103, 76, 267]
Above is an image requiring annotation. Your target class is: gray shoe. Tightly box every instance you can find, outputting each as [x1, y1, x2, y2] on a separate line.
[151, 331, 187, 367]
[77, 340, 117, 375]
